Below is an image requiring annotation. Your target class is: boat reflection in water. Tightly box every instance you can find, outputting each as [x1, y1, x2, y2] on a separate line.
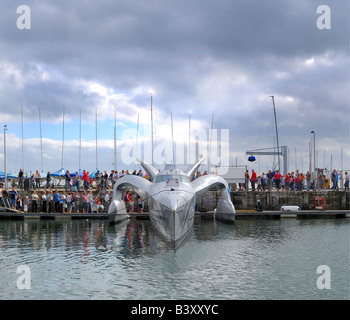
[109, 158, 235, 249]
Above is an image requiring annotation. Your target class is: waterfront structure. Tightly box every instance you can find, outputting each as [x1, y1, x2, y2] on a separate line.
[108, 158, 235, 248]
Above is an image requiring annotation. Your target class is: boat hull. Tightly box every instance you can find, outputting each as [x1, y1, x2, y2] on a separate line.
[215, 199, 236, 223]
[108, 199, 129, 225]
[148, 191, 195, 249]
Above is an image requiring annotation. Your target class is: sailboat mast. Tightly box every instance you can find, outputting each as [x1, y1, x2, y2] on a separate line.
[151, 96, 154, 167]
[61, 107, 65, 168]
[188, 112, 191, 164]
[171, 112, 175, 164]
[271, 96, 281, 172]
[79, 109, 82, 170]
[39, 107, 43, 172]
[95, 108, 98, 169]
[208, 114, 214, 172]
[136, 113, 139, 163]
[21, 106, 24, 172]
[114, 107, 117, 171]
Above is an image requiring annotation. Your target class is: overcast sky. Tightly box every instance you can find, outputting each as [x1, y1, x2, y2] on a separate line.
[0, 0, 349, 175]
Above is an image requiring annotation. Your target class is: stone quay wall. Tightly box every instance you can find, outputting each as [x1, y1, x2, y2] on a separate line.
[4, 189, 349, 212]
[198, 190, 350, 211]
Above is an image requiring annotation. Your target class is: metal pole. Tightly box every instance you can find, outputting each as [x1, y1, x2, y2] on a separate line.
[95, 108, 98, 169]
[309, 141, 311, 173]
[21, 106, 24, 172]
[171, 112, 175, 164]
[188, 112, 191, 164]
[4, 125, 8, 190]
[62, 107, 65, 168]
[311, 130, 315, 174]
[114, 107, 117, 171]
[151, 96, 153, 167]
[208, 114, 214, 172]
[271, 96, 281, 172]
[136, 113, 139, 163]
[39, 107, 43, 172]
[79, 109, 81, 169]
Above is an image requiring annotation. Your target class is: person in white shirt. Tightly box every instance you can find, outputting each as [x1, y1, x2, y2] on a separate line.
[344, 172, 349, 191]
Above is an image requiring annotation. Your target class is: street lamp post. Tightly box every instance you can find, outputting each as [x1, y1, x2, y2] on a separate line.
[311, 131, 316, 171]
[4, 125, 8, 190]
[311, 130, 316, 188]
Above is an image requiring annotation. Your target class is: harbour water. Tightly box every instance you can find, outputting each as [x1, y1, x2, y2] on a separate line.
[0, 217, 349, 300]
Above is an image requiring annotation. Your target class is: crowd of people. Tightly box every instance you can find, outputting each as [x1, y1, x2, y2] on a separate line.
[242, 168, 349, 191]
[16, 168, 148, 191]
[0, 184, 111, 214]
[1, 166, 349, 213]
[1, 167, 150, 214]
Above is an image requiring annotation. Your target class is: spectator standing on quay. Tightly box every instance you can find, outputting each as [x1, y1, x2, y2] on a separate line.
[112, 170, 119, 185]
[61, 191, 67, 213]
[23, 196, 29, 213]
[75, 172, 81, 191]
[344, 172, 349, 191]
[124, 190, 131, 212]
[250, 169, 257, 191]
[89, 174, 93, 190]
[88, 191, 94, 213]
[95, 170, 101, 190]
[83, 170, 89, 190]
[32, 190, 39, 213]
[298, 173, 305, 191]
[46, 171, 51, 189]
[73, 192, 80, 212]
[266, 170, 273, 191]
[42, 191, 47, 213]
[137, 170, 143, 177]
[8, 187, 18, 210]
[53, 189, 61, 213]
[35, 170, 41, 189]
[82, 191, 89, 213]
[104, 191, 110, 211]
[274, 170, 282, 191]
[306, 171, 311, 191]
[331, 169, 339, 190]
[335, 170, 339, 191]
[284, 173, 290, 190]
[18, 169, 24, 190]
[244, 170, 249, 191]
[67, 192, 72, 213]
[0, 185, 4, 207]
[65, 170, 71, 191]
[47, 190, 53, 213]
[16, 194, 22, 211]
[102, 171, 109, 190]
[119, 170, 126, 178]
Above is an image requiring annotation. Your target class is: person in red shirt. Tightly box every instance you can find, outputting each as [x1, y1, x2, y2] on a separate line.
[83, 170, 89, 191]
[124, 190, 131, 212]
[251, 169, 257, 191]
[285, 173, 290, 190]
[274, 170, 282, 190]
